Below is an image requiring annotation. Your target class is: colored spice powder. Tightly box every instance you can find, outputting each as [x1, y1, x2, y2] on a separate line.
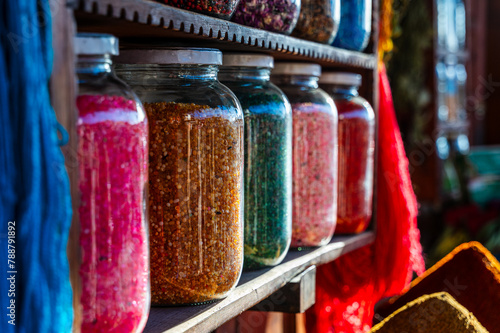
[77, 95, 149, 333]
[332, 0, 372, 51]
[336, 99, 374, 234]
[291, 103, 337, 247]
[292, 0, 340, 44]
[145, 102, 244, 305]
[154, 0, 239, 19]
[243, 107, 292, 269]
[232, 0, 301, 35]
[233, 90, 292, 269]
[372, 292, 488, 333]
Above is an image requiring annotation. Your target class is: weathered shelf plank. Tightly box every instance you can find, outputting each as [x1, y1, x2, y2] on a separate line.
[144, 232, 375, 333]
[74, 0, 376, 69]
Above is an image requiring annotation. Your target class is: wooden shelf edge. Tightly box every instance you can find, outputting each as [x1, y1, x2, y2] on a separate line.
[144, 231, 375, 333]
[75, 0, 377, 69]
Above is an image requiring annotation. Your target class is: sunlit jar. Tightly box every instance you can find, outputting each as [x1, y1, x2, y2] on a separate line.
[74, 33, 150, 333]
[232, 0, 301, 35]
[332, 0, 372, 51]
[154, 0, 240, 20]
[272, 63, 338, 248]
[291, 0, 340, 44]
[219, 54, 292, 270]
[115, 48, 244, 305]
[320, 72, 374, 234]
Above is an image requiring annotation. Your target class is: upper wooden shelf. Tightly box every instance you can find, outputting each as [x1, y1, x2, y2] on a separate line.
[143, 232, 375, 333]
[74, 0, 377, 69]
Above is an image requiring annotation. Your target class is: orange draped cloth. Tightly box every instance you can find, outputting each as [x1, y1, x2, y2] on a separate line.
[305, 64, 426, 333]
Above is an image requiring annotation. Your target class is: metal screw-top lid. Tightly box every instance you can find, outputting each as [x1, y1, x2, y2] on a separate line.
[115, 48, 222, 65]
[74, 33, 119, 56]
[272, 63, 321, 77]
[222, 53, 274, 68]
[319, 72, 362, 87]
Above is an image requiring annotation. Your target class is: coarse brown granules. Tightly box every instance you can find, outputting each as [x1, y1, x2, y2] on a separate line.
[371, 292, 488, 333]
[145, 101, 244, 305]
[375, 242, 500, 332]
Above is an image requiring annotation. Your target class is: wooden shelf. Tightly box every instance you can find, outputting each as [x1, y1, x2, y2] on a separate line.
[144, 232, 375, 333]
[74, 0, 377, 69]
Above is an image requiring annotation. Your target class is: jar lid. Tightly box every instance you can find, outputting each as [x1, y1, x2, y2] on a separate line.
[74, 33, 119, 56]
[272, 63, 321, 77]
[115, 48, 222, 65]
[319, 72, 362, 87]
[222, 53, 274, 68]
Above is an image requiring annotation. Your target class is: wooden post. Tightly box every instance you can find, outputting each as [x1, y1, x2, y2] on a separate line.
[49, 0, 81, 331]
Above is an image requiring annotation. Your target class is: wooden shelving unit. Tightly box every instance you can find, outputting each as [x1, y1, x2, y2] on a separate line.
[49, 0, 380, 332]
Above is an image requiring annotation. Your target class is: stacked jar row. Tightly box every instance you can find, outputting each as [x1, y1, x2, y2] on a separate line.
[152, 0, 372, 51]
[73, 34, 374, 332]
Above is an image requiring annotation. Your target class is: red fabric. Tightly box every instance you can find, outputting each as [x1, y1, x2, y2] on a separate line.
[305, 65, 425, 333]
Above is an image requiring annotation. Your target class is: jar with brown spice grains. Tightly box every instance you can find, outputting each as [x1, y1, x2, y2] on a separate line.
[115, 48, 244, 306]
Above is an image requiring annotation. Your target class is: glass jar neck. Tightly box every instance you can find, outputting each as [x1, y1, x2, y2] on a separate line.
[218, 67, 271, 82]
[114, 64, 218, 86]
[327, 84, 359, 97]
[272, 75, 319, 89]
[76, 54, 113, 75]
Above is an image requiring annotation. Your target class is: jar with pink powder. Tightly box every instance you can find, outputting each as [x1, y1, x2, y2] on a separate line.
[272, 63, 338, 248]
[74, 33, 150, 333]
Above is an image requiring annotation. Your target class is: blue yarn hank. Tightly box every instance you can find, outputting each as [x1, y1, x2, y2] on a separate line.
[0, 0, 74, 332]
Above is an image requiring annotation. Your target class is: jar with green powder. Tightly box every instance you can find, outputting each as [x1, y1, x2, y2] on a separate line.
[220, 53, 292, 270]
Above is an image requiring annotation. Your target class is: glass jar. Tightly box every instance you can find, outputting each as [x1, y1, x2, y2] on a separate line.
[320, 72, 374, 234]
[232, 0, 301, 35]
[292, 0, 340, 44]
[332, 0, 372, 51]
[74, 33, 150, 332]
[219, 54, 292, 270]
[272, 63, 338, 248]
[154, 0, 240, 20]
[115, 48, 244, 305]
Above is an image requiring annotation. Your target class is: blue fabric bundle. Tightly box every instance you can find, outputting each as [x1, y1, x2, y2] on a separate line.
[0, 0, 74, 332]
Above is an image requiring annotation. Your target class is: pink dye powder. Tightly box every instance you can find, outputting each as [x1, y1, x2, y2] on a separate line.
[77, 95, 149, 333]
[291, 103, 338, 247]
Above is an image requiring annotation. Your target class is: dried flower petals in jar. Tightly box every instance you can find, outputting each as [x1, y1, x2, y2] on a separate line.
[232, 0, 301, 35]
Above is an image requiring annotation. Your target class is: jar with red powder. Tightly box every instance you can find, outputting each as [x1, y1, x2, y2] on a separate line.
[115, 48, 244, 305]
[320, 72, 375, 234]
[272, 63, 338, 248]
[74, 33, 150, 332]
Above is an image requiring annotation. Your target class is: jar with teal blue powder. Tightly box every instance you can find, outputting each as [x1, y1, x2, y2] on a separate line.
[333, 0, 372, 51]
[220, 53, 292, 270]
